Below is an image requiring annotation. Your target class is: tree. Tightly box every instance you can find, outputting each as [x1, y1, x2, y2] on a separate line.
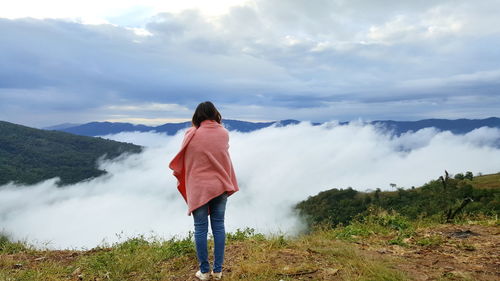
[374, 188, 381, 200]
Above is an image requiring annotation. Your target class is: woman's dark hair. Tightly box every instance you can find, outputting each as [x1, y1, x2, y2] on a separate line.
[192, 101, 222, 127]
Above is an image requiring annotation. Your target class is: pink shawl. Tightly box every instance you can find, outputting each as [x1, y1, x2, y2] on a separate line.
[169, 120, 239, 215]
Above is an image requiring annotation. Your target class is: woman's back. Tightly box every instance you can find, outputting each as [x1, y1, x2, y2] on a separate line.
[169, 101, 238, 280]
[174, 119, 238, 215]
[185, 120, 229, 164]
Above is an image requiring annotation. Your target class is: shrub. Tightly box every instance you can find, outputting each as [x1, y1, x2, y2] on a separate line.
[0, 233, 27, 254]
[227, 228, 265, 241]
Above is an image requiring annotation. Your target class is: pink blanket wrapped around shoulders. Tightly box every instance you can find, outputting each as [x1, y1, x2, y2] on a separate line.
[169, 120, 239, 215]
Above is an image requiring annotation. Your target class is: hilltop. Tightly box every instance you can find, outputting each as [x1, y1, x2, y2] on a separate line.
[0, 121, 142, 186]
[0, 216, 498, 280]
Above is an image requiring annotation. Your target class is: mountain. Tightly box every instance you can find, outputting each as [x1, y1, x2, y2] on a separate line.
[221, 119, 301, 132]
[0, 121, 142, 186]
[60, 121, 153, 136]
[51, 117, 500, 137]
[55, 119, 302, 136]
[43, 123, 82, 130]
[372, 117, 500, 135]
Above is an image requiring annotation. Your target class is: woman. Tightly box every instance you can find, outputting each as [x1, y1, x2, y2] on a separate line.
[169, 101, 239, 280]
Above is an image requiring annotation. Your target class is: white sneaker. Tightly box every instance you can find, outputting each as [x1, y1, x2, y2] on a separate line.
[212, 271, 222, 280]
[195, 270, 210, 280]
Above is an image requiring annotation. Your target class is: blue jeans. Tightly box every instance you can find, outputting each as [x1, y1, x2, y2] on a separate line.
[192, 192, 228, 273]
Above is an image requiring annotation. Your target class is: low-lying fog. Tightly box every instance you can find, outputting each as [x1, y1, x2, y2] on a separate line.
[1, 122, 499, 249]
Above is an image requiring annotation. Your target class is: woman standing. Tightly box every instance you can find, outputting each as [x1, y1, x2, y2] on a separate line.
[169, 101, 239, 280]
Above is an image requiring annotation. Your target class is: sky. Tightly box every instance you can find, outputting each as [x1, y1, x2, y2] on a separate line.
[1, 123, 499, 249]
[1, 0, 500, 127]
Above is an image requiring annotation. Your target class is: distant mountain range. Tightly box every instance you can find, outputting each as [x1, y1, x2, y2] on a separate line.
[48, 119, 302, 136]
[46, 117, 500, 137]
[43, 123, 82, 130]
[372, 117, 500, 135]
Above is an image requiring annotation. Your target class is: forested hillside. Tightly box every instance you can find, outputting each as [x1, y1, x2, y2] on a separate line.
[296, 172, 500, 226]
[0, 121, 142, 186]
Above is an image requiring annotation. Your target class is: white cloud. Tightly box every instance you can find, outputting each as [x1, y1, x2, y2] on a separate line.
[0, 0, 250, 24]
[1, 123, 499, 249]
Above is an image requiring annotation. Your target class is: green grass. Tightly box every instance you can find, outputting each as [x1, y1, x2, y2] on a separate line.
[330, 209, 415, 247]
[76, 235, 196, 281]
[415, 235, 444, 247]
[471, 172, 500, 189]
[0, 228, 411, 281]
[0, 233, 28, 254]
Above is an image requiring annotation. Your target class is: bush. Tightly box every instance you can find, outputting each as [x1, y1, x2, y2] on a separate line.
[227, 228, 254, 241]
[160, 235, 196, 259]
[333, 210, 414, 243]
[0, 233, 27, 254]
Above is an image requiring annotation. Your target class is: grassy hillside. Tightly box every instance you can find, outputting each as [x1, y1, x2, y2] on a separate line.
[470, 173, 500, 189]
[0, 121, 142, 186]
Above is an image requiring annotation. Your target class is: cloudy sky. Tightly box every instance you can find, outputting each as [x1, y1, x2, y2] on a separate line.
[1, 0, 499, 127]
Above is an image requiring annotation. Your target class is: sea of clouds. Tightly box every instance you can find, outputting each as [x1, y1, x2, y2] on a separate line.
[1, 122, 499, 249]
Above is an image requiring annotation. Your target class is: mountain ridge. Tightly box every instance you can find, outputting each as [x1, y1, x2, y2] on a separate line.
[47, 117, 500, 137]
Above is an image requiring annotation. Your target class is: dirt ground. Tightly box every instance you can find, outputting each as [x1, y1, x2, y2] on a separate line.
[167, 224, 500, 281]
[363, 224, 500, 281]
